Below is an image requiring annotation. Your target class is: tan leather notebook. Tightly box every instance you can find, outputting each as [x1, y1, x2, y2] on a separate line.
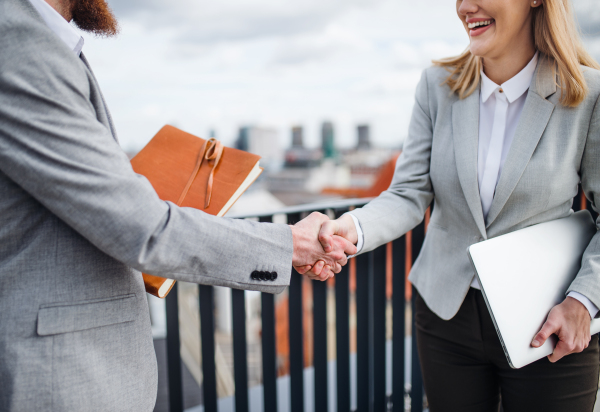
[130, 125, 263, 298]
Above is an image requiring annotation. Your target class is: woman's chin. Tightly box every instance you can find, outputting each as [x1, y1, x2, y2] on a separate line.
[468, 43, 493, 59]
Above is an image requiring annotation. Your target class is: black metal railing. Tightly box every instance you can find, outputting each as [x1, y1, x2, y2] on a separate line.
[162, 190, 595, 412]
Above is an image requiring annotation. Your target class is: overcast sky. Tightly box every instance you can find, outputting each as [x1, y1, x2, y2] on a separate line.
[82, 0, 600, 153]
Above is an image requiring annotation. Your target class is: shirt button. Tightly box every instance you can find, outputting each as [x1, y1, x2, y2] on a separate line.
[499, 88, 503, 93]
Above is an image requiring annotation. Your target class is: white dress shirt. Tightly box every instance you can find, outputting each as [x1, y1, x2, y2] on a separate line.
[351, 52, 598, 318]
[28, 0, 84, 56]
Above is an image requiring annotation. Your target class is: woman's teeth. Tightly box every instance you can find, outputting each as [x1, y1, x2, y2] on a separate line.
[468, 20, 493, 29]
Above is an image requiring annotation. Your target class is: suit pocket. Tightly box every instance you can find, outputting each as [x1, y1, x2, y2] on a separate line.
[37, 294, 136, 336]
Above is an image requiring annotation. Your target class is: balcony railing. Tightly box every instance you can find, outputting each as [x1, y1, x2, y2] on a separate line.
[159, 190, 595, 412]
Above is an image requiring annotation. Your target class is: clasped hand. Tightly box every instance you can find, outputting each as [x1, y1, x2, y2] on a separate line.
[291, 213, 358, 281]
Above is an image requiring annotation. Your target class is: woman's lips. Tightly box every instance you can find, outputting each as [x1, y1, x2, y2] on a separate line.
[470, 21, 494, 37]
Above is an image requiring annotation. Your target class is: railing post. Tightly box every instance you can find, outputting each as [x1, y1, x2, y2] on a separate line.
[356, 251, 372, 412]
[199, 285, 217, 412]
[335, 209, 351, 412]
[373, 245, 387, 411]
[313, 277, 329, 412]
[335, 261, 351, 412]
[288, 212, 304, 412]
[166, 284, 184, 412]
[410, 294, 423, 412]
[410, 222, 426, 412]
[392, 236, 407, 412]
[232, 288, 249, 412]
[259, 216, 278, 412]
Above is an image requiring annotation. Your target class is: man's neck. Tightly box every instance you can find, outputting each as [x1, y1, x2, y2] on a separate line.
[43, 0, 72, 21]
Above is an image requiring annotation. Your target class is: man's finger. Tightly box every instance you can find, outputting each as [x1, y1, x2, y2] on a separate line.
[319, 266, 331, 281]
[312, 260, 325, 276]
[305, 263, 324, 279]
[307, 273, 321, 280]
[531, 319, 559, 348]
[295, 265, 312, 275]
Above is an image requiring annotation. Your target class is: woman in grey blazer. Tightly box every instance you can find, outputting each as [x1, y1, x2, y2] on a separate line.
[300, 0, 600, 410]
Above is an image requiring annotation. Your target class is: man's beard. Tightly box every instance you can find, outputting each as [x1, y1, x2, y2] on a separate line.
[71, 0, 119, 37]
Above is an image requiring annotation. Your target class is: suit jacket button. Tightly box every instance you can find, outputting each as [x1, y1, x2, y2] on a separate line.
[261, 271, 268, 281]
[271, 272, 277, 280]
[251, 271, 259, 280]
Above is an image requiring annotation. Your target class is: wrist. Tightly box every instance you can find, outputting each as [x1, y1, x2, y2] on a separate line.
[289, 224, 300, 265]
[339, 214, 359, 245]
[565, 296, 591, 319]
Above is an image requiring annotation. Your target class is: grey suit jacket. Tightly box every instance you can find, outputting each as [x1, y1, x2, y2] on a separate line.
[352, 54, 600, 320]
[0, 0, 293, 410]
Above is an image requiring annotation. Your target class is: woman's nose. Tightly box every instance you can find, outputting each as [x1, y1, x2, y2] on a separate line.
[458, 0, 479, 17]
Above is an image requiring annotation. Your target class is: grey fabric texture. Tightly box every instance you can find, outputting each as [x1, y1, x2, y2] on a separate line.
[0, 0, 293, 410]
[351, 54, 600, 320]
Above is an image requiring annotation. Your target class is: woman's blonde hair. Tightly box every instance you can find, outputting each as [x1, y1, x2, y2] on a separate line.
[434, 0, 600, 107]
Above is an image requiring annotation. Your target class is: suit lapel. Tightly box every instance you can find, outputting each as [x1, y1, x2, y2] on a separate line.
[452, 86, 487, 238]
[485, 55, 557, 227]
[79, 53, 120, 143]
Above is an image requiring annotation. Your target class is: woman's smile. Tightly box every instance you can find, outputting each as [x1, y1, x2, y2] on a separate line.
[467, 18, 495, 36]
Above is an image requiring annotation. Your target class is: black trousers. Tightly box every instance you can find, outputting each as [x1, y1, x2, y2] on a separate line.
[415, 289, 600, 412]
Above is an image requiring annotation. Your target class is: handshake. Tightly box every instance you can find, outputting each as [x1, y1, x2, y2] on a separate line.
[289, 212, 359, 281]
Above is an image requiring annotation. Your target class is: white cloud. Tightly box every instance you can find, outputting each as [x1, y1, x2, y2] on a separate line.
[86, 0, 600, 154]
[110, 0, 384, 42]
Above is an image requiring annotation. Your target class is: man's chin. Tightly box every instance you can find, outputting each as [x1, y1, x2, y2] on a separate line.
[71, 0, 120, 37]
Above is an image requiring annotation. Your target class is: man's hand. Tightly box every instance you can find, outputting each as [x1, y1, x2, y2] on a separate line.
[531, 297, 592, 362]
[291, 212, 357, 281]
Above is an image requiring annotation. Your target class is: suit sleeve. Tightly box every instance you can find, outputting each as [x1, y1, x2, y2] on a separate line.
[569, 92, 600, 311]
[0, 19, 292, 294]
[350, 69, 434, 253]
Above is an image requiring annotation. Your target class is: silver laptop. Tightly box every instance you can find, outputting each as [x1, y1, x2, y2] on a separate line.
[468, 210, 600, 369]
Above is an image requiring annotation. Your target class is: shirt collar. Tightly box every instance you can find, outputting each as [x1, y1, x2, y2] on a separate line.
[480, 51, 538, 104]
[28, 0, 84, 56]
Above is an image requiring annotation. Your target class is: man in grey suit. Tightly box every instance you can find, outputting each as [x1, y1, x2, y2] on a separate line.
[0, 0, 354, 410]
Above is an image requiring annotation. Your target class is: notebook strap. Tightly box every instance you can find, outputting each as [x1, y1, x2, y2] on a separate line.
[176, 138, 224, 209]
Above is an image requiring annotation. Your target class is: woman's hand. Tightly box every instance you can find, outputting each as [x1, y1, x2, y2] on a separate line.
[531, 297, 592, 362]
[318, 214, 359, 253]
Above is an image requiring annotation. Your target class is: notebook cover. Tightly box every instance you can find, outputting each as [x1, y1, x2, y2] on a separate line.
[130, 125, 262, 298]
